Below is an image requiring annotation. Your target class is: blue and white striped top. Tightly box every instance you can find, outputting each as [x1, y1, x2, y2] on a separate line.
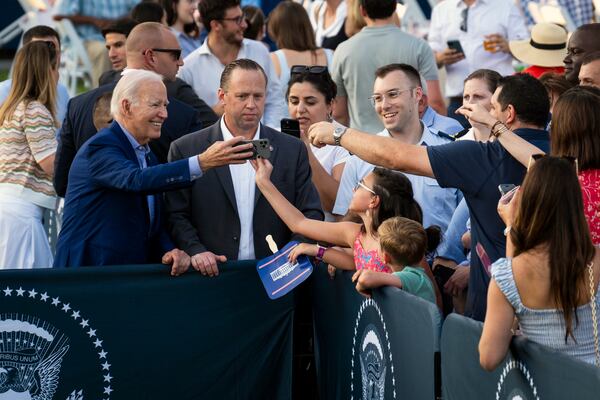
[493, 257, 600, 365]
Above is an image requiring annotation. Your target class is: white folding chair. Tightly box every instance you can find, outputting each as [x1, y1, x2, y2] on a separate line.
[54, 18, 93, 96]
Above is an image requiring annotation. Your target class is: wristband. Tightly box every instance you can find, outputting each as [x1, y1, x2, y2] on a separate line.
[315, 244, 328, 262]
[503, 226, 512, 236]
[491, 121, 509, 139]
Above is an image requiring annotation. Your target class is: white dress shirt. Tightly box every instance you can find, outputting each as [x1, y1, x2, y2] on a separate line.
[220, 117, 259, 260]
[178, 38, 286, 129]
[428, 0, 528, 97]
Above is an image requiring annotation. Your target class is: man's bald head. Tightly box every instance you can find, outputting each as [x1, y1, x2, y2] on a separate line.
[564, 23, 600, 84]
[126, 22, 168, 55]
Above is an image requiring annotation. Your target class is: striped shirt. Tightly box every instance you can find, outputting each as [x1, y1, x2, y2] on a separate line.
[0, 101, 57, 209]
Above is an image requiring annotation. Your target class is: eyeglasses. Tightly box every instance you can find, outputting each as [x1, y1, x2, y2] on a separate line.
[149, 48, 182, 61]
[460, 7, 469, 32]
[527, 153, 579, 174]
[353, 180, 377, 195]
[219, 15, 246, 25]
[290, 65, 328, 76]
[369, 88, 414, 107]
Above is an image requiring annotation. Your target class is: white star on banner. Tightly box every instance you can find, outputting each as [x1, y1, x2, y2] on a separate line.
[62, 303, 71, 312]
[98, 350, 107, 359]
[103, 373, 113, 383]
[51, 297, 60, 306]
[3, 287, 12, 296]
[93, 338, 103, 348]
[80, 319, 89, 328]
[103, 386, 113, 395]
[16, 287, 25, 296]
[28, 289, 37, 298]
[87, 328, 97, 337]
[40, 292, 49, 301]
[71, 311, 80, 320]
[101, 361, 111, 370]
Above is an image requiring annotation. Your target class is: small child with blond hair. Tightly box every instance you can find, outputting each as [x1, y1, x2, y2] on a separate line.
[352, 216, 440, 304]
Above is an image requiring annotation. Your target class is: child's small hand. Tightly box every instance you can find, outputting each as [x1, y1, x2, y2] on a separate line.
[353, 269, 373, 298]
[327, 264, 337, 279]
[288, 243, 317, 263]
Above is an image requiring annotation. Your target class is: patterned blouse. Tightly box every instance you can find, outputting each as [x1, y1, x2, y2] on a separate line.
[353, 232, 391, 273]
[579, 169, 600, 246]
[0, 100, 57, 209]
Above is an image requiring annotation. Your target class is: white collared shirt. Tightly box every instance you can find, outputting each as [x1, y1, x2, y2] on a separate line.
[178, 38, 286, 130]
[428, 0, 528, 97]
[220, 117, 259, 260]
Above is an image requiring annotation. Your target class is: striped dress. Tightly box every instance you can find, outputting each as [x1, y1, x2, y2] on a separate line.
[0, 100, 57, 209]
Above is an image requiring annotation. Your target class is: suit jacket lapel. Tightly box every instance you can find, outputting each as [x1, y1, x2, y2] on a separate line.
[254, 126, 278, 207]
[209, 123, 237, 210]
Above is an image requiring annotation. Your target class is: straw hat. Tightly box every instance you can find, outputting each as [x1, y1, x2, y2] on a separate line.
[509, 23, 568, 67]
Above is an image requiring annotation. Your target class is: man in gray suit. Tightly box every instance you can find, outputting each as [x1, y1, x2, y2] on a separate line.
[166, 59, 323, 276]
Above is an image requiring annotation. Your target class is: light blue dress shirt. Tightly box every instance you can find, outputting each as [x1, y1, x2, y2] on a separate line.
[421, 105, 464, 137]
[0, 79, 70, 137]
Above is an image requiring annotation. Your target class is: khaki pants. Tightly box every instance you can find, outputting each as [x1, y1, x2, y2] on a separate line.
[85, 40, 111, 88]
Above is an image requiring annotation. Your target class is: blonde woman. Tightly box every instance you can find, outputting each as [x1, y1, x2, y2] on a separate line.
[0, 41, 59, 269]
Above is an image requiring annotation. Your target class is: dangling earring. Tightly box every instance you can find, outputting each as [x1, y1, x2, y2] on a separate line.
[327, 111, 333, 122]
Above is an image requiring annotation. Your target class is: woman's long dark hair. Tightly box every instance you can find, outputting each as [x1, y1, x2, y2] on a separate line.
[511, 156, 595, 342]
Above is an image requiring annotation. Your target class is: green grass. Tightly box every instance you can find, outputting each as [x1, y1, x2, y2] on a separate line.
[0, 69, 8, 82]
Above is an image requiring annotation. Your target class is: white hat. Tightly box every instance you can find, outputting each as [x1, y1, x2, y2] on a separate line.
[509, 23, 568, 68]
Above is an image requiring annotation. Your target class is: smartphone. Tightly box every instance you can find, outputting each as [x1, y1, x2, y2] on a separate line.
[234, 139, 271, 160]
[498, 184, 516, 196]
[447, 40, 465, 54]
[280, 118, 300, 138]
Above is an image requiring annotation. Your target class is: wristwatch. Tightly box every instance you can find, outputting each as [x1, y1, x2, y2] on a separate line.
[333, 123, 348, 146]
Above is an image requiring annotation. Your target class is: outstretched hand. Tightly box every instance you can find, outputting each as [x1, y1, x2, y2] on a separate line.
[198, 136, 254, 172]
[456, 103, 496, 128]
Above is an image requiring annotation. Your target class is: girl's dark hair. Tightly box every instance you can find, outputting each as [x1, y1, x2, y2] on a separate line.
[242, 5, 264, 40]
[162, 0, 199, 37]
[511, 156, 595, 342]
[267, 1, 317, 52]
[551, 85, 600, 170]
[365, 168, 441, 252]
[286, 70, 337, 104]
[464, 69, 502, 94]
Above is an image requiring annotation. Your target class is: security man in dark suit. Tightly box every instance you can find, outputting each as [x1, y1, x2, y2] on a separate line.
[166, 59, 324, 276]
[53, 22, 213, 197]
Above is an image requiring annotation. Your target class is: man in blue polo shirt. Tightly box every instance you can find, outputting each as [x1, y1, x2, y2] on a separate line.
[308, 73, 550, 321]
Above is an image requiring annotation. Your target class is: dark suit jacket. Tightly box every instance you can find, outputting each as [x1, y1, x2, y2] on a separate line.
[53, 81, 203, 197]
[54, 122, 193, 268]
[165, 121, 324, 260]
[99, 70, 218, 127]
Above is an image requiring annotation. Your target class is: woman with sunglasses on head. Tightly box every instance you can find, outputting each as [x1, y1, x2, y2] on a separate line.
[287, 68, 348, 220]
[0, 41, 59, 269]
[459, 86, 600, 245]
[268, 1, 333, 111]
[479, 156, 600, 369]
[161, 0, 202, 59]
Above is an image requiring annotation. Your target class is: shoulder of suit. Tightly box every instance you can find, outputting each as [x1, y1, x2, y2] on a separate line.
[172, 121, 217, 147]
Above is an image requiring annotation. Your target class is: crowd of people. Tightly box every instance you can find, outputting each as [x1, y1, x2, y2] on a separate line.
[1, 0, 600, 371]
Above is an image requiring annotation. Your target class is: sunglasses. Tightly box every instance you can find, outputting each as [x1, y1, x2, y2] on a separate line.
[149, 48, 182, 61]
[353, 180, 377, 196]
[290, 65, 328, 76]
[527, 153, 579, 174]
[460, 7, 469, 32]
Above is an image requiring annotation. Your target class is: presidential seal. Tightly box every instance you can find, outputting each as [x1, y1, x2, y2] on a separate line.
[1, 287, 114, 400]
[495, 359, 540, 400]
[350, 298, 396, 400]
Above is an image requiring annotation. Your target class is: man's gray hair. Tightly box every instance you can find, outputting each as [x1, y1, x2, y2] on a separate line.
[110, 69, 165, 118]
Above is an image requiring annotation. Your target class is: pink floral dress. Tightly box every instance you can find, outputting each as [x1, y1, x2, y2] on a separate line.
[353, 232, 391, 273]
[579, 169, 600, 246]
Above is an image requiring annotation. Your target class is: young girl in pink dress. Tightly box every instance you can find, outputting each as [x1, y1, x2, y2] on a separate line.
[252, 159, 430, 272]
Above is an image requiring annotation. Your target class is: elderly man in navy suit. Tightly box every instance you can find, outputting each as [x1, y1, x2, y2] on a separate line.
[53, 70, 253, 273]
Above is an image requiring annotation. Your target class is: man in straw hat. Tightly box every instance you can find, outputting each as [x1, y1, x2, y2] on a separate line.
[509, 23, 567, 78]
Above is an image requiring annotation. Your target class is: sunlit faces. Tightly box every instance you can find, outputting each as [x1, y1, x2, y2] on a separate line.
[123, 81, 169, 144]
[348, 173, 378, 214]
[579, 60, 600, 89]
[218, 6, 248, 46]
[462, 78, 494, 110]
[105, 32, 127, 70]
[175, 0, 199, 25]
[219, 68, 267, 133]
[287, 82, 332, 133]
[372, 70, 419, 133]
[563, 29, 600, 84]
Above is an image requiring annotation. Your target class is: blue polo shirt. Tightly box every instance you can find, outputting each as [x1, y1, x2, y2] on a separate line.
[427, 128, 550, 321]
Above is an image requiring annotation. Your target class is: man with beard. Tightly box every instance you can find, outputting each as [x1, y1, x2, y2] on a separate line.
[177, 0, 285, 129]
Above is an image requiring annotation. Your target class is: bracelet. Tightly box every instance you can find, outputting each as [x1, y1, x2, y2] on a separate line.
[503, 226, 512, 236]
[315, 244, 328, 262]
[491, 121, 509, 139]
